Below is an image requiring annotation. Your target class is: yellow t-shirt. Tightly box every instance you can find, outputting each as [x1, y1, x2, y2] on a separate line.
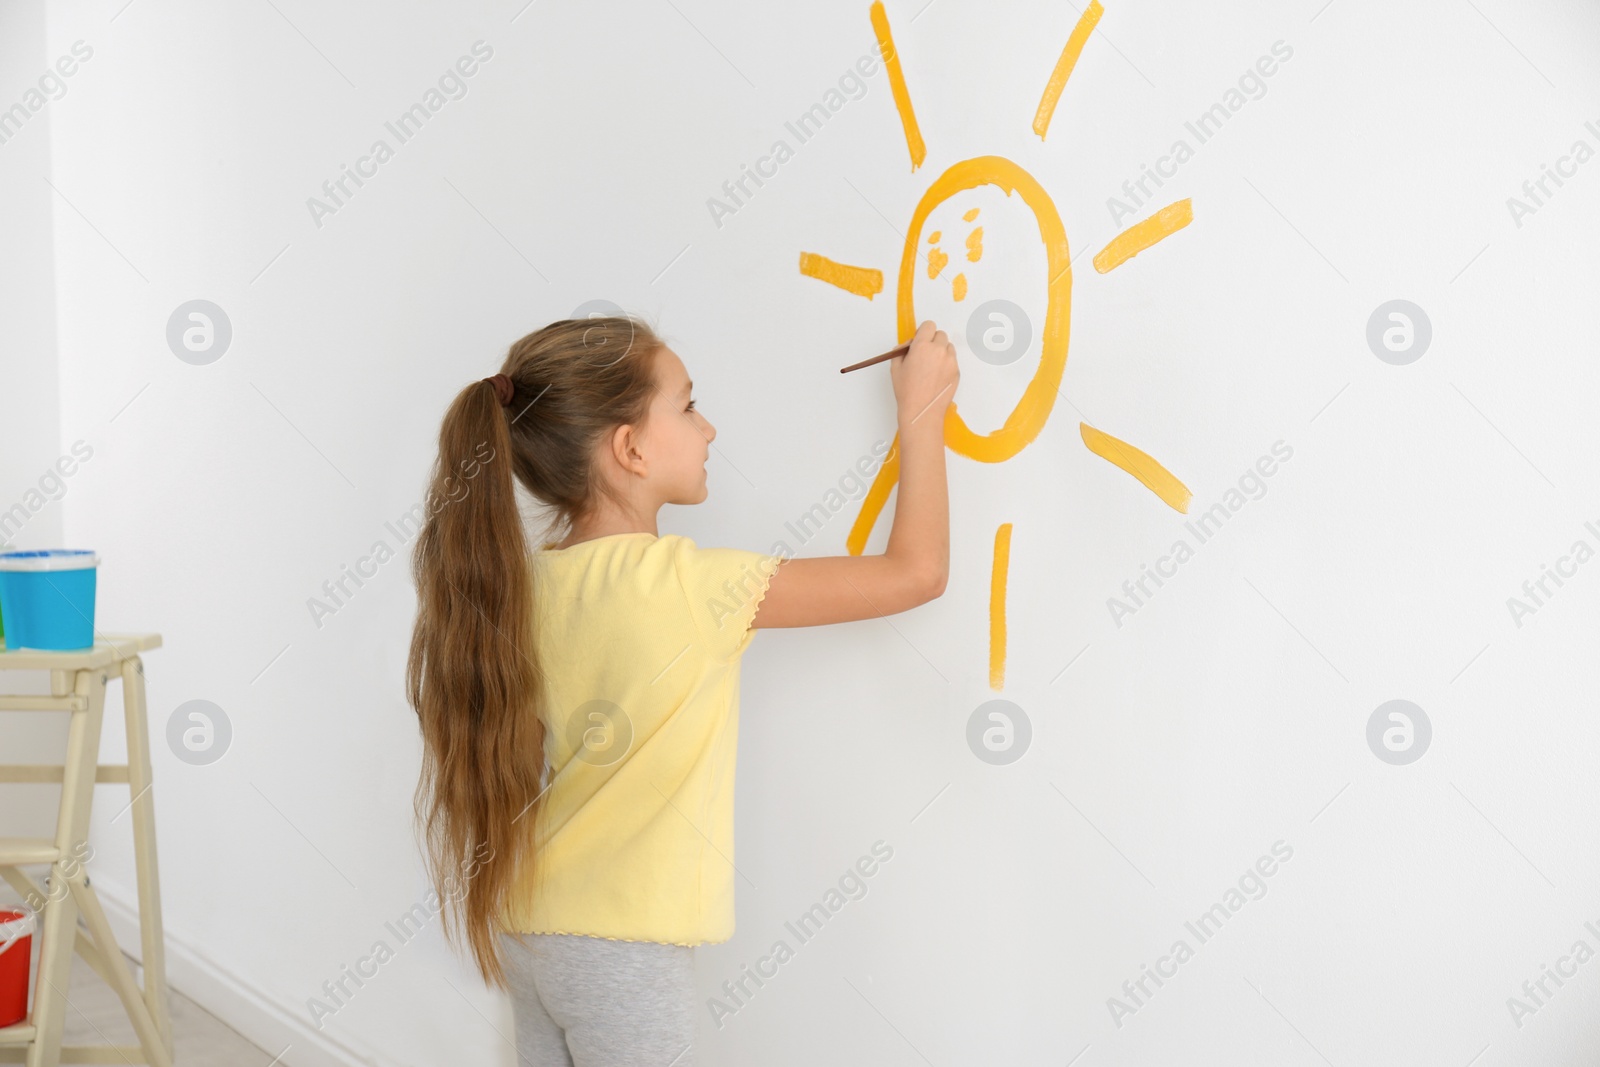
[497, 532, 784, 946]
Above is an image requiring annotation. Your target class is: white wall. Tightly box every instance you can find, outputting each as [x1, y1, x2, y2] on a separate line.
[20, 0, 1600, 1063]
[0, 0, 71, 849]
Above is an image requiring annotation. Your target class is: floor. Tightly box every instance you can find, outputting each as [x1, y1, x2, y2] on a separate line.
[45, 947, 282, 1066]
[1, 867, 282, 1066]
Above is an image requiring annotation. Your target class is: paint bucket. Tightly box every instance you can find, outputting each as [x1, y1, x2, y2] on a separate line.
[0, 906, 35, 1028]
[0, 551, 99, 651]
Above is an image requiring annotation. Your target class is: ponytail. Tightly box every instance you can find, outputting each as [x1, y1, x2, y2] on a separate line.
[406, 377, 546, 990]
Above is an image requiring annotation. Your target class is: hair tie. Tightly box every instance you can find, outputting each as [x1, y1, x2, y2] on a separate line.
[483, 373, 514, 407]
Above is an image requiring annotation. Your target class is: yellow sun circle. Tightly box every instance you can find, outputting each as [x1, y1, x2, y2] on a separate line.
[897, 155, 1072, 464]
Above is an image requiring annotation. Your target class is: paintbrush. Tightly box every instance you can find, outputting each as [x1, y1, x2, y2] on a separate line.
[839, 342, 910, 374]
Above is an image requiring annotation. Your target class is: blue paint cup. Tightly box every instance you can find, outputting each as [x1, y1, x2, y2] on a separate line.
[0, 550, 99, 651]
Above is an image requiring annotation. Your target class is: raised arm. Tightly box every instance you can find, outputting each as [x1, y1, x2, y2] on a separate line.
[752, 320, 958, 628]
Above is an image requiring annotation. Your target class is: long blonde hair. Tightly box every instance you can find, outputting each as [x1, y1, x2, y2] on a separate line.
[405, 315, 663, 988]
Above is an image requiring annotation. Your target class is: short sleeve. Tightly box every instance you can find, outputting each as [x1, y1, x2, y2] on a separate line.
[670, 536, 786, 661]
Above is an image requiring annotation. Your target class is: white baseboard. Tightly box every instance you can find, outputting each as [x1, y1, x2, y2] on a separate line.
[91, 873, 389, 1067]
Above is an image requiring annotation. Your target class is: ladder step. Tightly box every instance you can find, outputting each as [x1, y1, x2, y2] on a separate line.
[0, 695, 87, 712]
[0, 837, 60, 864]
[0, 765, 130, 784]
[0, 1044, 151, 1062]
[0, 1018, 36, 1046]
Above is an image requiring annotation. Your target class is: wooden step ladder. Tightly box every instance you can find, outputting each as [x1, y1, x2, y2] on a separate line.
[0, 634, 171, 1067]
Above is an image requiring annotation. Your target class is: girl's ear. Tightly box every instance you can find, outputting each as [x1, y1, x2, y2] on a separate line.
[608, 421, 649, 477]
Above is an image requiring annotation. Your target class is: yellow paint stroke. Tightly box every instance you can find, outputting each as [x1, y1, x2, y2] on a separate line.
[870, 1, 926, 171]
[1093, 199, 1193, 273]
[966, 226, 983, 262]
[1032, 0, 1103, 141]
[990, 522, 1012, 690]
[1079, 423, 1192, 512]
[929, 230, 941, 242]
[963, 208, 979, 222]
[847, 155, 1072, 555]
[798, 252, 883, 299]
[927, 246, 948, 279]
[952, 273, 967, 300]
[852, 442, 900, 555]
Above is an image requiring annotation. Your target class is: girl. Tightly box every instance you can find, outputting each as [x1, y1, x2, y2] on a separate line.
[406, 315, 957, 1065]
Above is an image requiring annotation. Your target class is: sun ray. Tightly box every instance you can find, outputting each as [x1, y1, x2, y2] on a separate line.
[799, 252, 883, 299]
[1093, 199, 1193, 273]
[1080, 423, 1192, 512]
[847, 437, 899, 556]
[1032, 0, 1104, 141]
[869, 1, 926, 170]
[990, 522, 1013, 690]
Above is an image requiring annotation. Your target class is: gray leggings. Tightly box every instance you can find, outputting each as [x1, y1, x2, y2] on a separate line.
[500, 932, 697, 1066]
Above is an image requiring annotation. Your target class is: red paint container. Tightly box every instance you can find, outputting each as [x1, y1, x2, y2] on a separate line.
[0, 907, 35, 1028]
